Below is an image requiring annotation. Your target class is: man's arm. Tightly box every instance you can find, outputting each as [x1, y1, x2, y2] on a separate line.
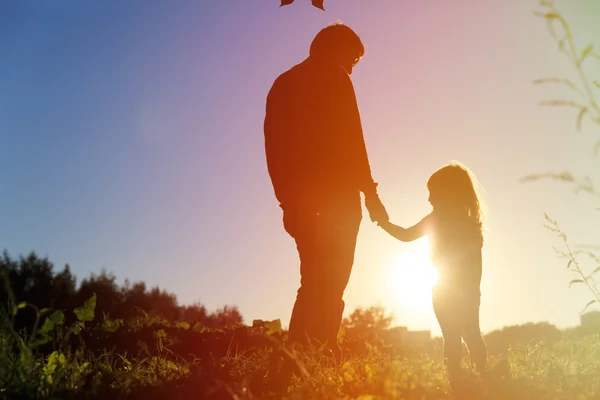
[335, 69, 379, 196]
[264, 70, 317, 212]
[264, 75, 295, 206]
[334, 68, 388, 222]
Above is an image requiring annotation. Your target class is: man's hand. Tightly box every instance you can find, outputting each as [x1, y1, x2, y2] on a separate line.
[365, 193, 389, 224]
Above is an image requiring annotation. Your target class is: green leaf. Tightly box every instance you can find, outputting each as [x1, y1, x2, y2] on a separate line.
[74, 293, 96, 322]
[44, 351, 60, 376]
[12, 302, 27, 316]
[102, 317, 123, 333]
[71, 321, 85, 335]
[569, 279, 584, 287]
[38, 311, 63, 337]
[39, 318, 55, 336]
[576, 107, 588, 131]
[191, 322, 205, 332]
[49, 310, 64, 325]
[153, 328, 167, 339]
[532, 77, 576, 91]
[567, 259, 574, 269]
[175, 321, 190, 330]
[364, 363, 383, 384]
[533, 11, 559, 20]
[19, 347, 33, 366]
[540, 99, 583, 108]
[79, 362, 90, 373]
[593, 141, 600, 157]
[29, 337, 52, 348]
[581, 300, 598, 314]
[581, 44, 594, 62]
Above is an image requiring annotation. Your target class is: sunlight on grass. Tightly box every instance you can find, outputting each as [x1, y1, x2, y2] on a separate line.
[386, 237, 438, 312]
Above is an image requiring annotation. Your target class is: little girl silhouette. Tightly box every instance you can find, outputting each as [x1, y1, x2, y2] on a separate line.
[379, 162, 487, 379]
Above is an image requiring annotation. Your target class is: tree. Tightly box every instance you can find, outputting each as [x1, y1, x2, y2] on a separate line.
[119, 280, 179, 321]
[206, 306, 243, 329]
[179, 302, 209, 324]
[0, 251, 77, 333]
[484, 322, 562, 355]
[75, 270, 122, 320]
[0, 250, 243, 332]
[342, 305, 394, 342]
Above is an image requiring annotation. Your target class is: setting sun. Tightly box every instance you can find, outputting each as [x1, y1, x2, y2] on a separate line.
[386, 237, 438, 312]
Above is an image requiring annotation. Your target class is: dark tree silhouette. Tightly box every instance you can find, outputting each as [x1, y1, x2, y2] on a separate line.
[342, 305, 393, 333]
[180, 302, 209, 323]
[0, 251, 240, 333]
[484, 322, 562, 355]
[75, 270, 122, 320]
[1, 251, 76, 333]
[206, 305, 243, 329]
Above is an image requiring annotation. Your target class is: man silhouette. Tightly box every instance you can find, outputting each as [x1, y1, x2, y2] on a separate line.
[264, 23, 388, 363]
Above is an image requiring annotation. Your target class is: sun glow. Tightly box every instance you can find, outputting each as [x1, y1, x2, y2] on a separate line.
[386, 237, 438, 311]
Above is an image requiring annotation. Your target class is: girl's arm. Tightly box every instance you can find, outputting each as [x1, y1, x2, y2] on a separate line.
[379, 214, 431, 242]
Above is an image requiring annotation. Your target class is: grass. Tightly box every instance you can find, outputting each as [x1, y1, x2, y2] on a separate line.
[1, 294, 599, 400]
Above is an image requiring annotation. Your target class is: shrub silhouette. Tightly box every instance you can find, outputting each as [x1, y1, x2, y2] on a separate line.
[0, 251, 240, 336]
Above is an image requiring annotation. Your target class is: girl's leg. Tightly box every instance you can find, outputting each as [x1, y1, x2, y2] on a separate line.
[461, 293, 487, 374]
[432, 288, 463, 376]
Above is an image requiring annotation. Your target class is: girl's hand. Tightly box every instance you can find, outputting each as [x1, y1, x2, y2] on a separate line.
[377, 214, 430, 242]
[378, 220, 392, 230]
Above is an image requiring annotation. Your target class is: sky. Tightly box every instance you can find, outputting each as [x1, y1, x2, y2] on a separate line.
[1, 0, 599, 337]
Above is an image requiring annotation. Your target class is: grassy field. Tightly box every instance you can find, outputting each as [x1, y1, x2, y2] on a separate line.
[1, 294, 599, 400]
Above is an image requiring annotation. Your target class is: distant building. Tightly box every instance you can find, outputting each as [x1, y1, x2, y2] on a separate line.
[406, 330, 432, 343]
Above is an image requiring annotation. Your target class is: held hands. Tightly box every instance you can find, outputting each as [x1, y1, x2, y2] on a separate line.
[377, 220, 395, 238]
[366, 195, 406, 241]
[365, 192, 389, 224]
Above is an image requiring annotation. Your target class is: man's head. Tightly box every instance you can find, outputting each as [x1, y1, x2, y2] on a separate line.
[309, 23, 364, 75]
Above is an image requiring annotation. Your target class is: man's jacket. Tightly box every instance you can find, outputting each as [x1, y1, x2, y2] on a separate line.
[264, 57, 377, 213]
